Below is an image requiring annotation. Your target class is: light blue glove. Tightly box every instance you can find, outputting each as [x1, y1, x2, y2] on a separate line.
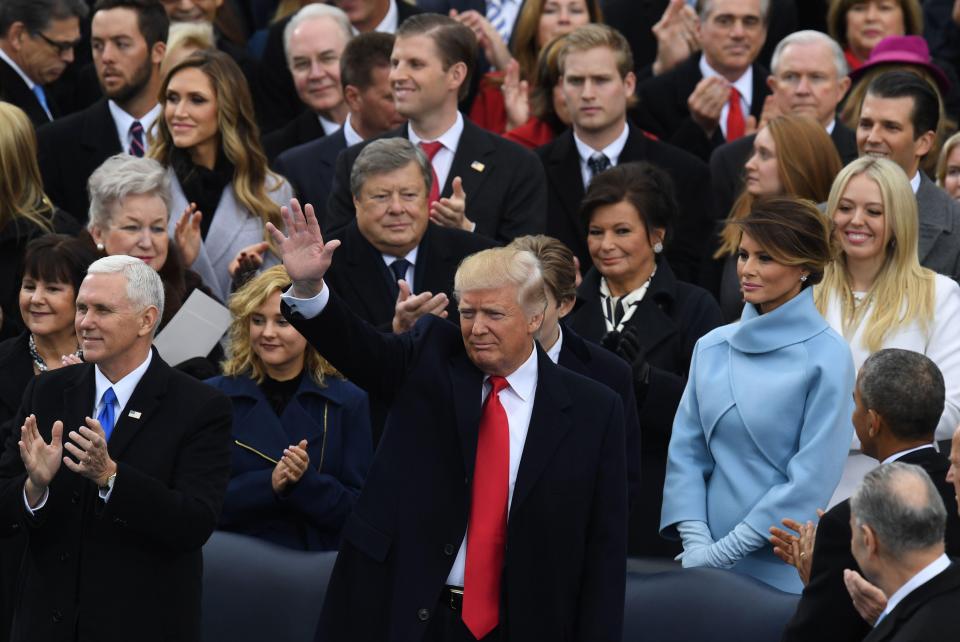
[675, 521, 715, 567]
[676, 522, 767, 569]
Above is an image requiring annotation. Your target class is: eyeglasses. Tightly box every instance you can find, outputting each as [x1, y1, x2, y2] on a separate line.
[32, 31, 82, 55]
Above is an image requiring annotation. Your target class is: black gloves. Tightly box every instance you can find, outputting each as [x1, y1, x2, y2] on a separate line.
[601, 325, 651, 405]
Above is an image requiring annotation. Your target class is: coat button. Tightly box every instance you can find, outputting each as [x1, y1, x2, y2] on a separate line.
[52, 609, 62, 623]
[443, 544, 455, 556]
[9, 523, 18, 531]
[59, 552, 70, 562]
[71, 491, 80, 504]
[113, 517, 126, 526]
[417, 608, 430, 622]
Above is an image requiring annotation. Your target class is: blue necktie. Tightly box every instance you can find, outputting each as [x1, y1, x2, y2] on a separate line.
[31, 84, 51, 120]
[98, 388, 117, 441]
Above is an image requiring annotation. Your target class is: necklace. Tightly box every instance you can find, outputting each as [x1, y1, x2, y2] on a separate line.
[29, 334, 82, 372]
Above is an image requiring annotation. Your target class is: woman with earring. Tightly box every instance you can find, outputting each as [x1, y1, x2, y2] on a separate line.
[567, 162, 722, 557]
[151, 49, 292, 303]
[661, 198, 855, 594]
[817, 157, 960, 503]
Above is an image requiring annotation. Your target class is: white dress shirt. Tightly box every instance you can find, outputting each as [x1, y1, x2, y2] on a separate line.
[699, 54, 753, 140]
[108, 100, 161, 155]
[880, 444, 937, 465]
[544, 325, 564, 364]
[342, 114, 364, 147]
[574, 122, 630, 188]
[351, 0, 399, 34]
[25, 350, 153, 512]
[407, 111, 465, 195]
[318, 114, 341, 136]
[381, 246, 419, 292]
[876, 553, 951, 625]
[910, 171, 922, 193]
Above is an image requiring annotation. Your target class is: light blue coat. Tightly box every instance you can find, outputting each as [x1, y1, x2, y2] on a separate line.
[660, 288, 855, 593]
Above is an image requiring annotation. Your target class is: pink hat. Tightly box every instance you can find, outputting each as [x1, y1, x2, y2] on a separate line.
[849, 35, 951, 95]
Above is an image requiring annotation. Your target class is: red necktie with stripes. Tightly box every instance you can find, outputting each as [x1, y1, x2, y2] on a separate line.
[129, 121, 145, 157]
[726, 87, 745, 142]
[463, 375, 510, 640]
[418, 141, 444, 207]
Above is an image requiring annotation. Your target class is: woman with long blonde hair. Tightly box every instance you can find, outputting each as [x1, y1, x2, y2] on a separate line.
[151, 49, 292, 302]
[816, 156, 960, 503]
[0, 103, 78, 341]
[206, 265, 372, 551]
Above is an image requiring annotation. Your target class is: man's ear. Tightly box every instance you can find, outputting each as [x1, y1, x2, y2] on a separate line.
[150, 40, 167, 66]
[867, 408, 882, 438]
[343, 84, 362, 112]
[623, 70, 636, 96]
[7, 21, 26, 51]
[138, 305, 159, 337]
[766, 74, 777, 92]
[557, 296, 576, 319]
[915, 129, 936, 160]
[447, 61, 468, 93]
[861, 524, 879, 557]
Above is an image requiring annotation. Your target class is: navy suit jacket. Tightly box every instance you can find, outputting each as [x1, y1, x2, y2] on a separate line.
[206, 373, 372, 551]
[262, 109, 326, 163]
[273, 127, 347, 225]
[325, 119, 547, 243]
[862, 562, 960, 642]
[0, 350, 232, 642]
[286, 291, 627, 642]
[0, 57, 54, 128]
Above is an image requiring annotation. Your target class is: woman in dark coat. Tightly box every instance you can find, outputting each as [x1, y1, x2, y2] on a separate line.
[206, 265, 372, 551]
[567, 162, 723, 558]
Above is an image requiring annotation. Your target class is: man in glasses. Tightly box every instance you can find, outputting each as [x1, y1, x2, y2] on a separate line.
[0, 0, 87, 126]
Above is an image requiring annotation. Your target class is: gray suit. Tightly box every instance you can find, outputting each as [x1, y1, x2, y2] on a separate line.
[916, 172, 960, 282]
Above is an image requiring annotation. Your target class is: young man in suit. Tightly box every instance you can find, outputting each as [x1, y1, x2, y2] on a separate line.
[261, 4, 353, 162]
[710, 30, 856, 218]
[273, 31, 405, 222]
[325, 13, 547, 244]
[271, 201, 627, 642]
[857, 71, 960, 282]
[536, 24, 715, 284]
[37, 0, 167, 224]
[634, 0, 770, 162]
[775, 349, 960, 642]
[0, 0, 87, 127]
[0, 255, 232, 642]
[851, 462, 959, 642]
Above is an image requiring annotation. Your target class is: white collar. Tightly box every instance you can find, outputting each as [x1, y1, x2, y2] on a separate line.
[343, 114, 364, 147]
[351, 0, 398, 35]
[108, 100, 162, 148]
[318, 114, 341, 136]
[487, 341, 538, 402]
[93, 349, 153, 416]
[825, 118, 836, 135]
[0, 47, 36, 89]
[699, 53, 753, 106]
[544, 324, 563, 365]
[573, 122, 629, 164]
[881, 444, 937, 465]
[877, 554, 951, 624]
[408, 110, 464, 152]
[380, 245, 419, 269]
[910, 171, 921, 194]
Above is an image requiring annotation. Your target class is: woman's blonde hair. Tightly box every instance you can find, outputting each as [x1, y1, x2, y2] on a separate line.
[0, 102, 55, 233]
[150, 49, 286, 249]
[936, 131, 960, 188]
[815, 157, 935, 351]
[221, 265, 337, 384]
[716, 114, 841, 257]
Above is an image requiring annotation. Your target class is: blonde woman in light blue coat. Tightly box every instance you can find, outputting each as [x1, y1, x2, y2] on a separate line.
[661, 198, 855, 594]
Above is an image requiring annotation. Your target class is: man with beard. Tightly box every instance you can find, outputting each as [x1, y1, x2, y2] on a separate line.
[37, 0, 168, 224]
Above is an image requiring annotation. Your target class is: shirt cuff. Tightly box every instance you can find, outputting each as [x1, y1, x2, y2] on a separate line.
[23, 484, 48, 514]
[281, 284, 329, 320]
[98, 485, 114, 503]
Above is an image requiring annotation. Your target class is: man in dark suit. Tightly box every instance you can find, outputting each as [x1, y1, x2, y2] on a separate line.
[261, 4, 353, 162]
[851, 462, 959, 642]
[857, 71, 960, 282]
[0, 255, 232, 642]
[710, 30, 856, 219]
[0, 0, 87, 127]
[633, 0, 771, 162]
[273, 31, 405, 221]
[537, 24, 715, 284]
[37, 0, 168, 224]
[326, 14, 547, 244]
[776, 349, 960, 642]
[270, 201, 627, 642]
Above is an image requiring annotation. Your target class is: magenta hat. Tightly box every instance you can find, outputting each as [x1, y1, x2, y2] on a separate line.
[849, 35, 951, 95]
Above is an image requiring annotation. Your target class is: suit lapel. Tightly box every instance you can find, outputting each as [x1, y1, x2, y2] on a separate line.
[449, 352, 483, 478]
[336, 224, 396, 323]
[108, 353, 169, 458]
[228, 378, 293, 461]
[545, 130, 586, 228]
[63, 365, 97, 432]
[446, 120, 496, 199]
[80, 100, 124, 156]
[915, 175, 949, 262]
[510, 350, 573, 516]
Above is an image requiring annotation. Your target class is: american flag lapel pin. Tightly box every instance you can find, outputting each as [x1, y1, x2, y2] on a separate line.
[128, 410, 142, 419]
[470, 161, 485, 173]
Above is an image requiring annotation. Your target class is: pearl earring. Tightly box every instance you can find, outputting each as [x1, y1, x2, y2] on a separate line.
[653, 242, 663, 254]
[96, 243, 105, 251]
[800, 274, 808, 282]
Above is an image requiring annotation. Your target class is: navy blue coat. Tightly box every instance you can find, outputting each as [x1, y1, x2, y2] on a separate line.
[206, 373, 372, 551]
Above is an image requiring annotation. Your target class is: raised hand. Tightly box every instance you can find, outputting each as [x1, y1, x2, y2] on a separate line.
[228, 241, 271, 277]
[62, 417, 117, 487]
[652, 0, 700, 76]
[430, 176, 471, 231]
[392, 280, 449, 333]
[266, 198, 340, 299]
[174, 202, 203, 267]
[503, 59, 530, 131]
[688, 76, 730, 138]
[19, 415, 64, 507]
[451, 9, 512, 71]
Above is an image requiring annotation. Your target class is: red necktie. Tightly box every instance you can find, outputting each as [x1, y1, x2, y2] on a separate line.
[726, 87, 745, 142]
[463, 375, 510, 640]
[418, 141, 444, 207]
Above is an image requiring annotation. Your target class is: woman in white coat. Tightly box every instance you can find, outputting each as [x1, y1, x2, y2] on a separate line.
[816, 156, 960, 504]
[151, 49, 291, 301]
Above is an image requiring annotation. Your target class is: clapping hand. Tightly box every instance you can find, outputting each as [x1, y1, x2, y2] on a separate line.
[844, 569, 887, 625]
[652, 0, 700, 76]
[430, 177, 471, 231]
[62, 417, 117, 488]
[174, 202, 203, 268]
[392, 280, 449, 333]
[272, 439, 310, 494]
[770, 511, 821, 585]
[688, 76, 730, 138]
[266, 198, 340, 299]
[19, 415, 63, 507]
[450, 9, 512, 71]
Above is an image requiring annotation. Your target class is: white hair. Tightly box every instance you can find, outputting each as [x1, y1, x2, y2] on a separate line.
[770, 30, 848, 78]
[87, 154, 171, 232]
[698, 0, 770, 21]
[87, 255, 165, 335]
[283, 3, 353, 65]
